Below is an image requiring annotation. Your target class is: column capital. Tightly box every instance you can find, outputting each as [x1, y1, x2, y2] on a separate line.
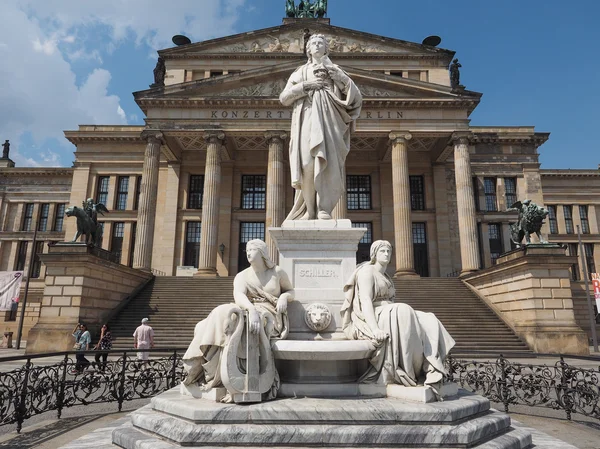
[203, 131, 225, 144]
[264, 131, 288, 144]
[389, 132, 412, 144]
[450, 132, 472, 146]
[140, 130, 164, 145]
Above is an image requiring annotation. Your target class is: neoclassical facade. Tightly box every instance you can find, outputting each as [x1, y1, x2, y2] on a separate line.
[1, 18, 599, 337]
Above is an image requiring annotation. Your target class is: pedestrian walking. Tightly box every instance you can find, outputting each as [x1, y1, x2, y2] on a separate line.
[133, 318, 154, 365]
[71, 323, 91, 374]
[93, 324, 112, 372]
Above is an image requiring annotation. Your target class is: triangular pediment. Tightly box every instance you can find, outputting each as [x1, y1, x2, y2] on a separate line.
[160, 22, 452, 58]
[137, 61, 480, 102]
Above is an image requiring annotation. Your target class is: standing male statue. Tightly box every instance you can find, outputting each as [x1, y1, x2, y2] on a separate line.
[280, 34, 362, 220]
[2, 140, 9, 159]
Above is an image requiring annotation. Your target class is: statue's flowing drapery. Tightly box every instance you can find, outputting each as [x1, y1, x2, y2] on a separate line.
[342, 264, 455, 387]
[280, 63, 362, 219]
[182, 280, 289, 399]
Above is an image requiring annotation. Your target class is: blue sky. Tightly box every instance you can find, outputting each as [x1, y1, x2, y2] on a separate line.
[0, 0, 598, 169]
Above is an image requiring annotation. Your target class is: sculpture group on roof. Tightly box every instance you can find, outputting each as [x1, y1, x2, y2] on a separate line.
[286, 0, 327, 18]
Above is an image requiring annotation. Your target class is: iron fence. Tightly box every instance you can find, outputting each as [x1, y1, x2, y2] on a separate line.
[0, 348, 187, 433]
[445, 353, 600, 421]
[0, 350, 598, 433]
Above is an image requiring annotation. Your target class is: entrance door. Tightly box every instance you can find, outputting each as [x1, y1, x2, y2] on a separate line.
[412, 222, 429, 277]
[238, 222, 265, 272]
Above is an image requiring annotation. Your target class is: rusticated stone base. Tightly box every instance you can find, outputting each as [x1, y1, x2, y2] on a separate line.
[516, 326, 589, 355]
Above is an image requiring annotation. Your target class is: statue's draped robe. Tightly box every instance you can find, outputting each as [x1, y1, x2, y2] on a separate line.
[280, 63, 362, 219]
[182, 273, 289, 399]
[341, 264, 455, 387]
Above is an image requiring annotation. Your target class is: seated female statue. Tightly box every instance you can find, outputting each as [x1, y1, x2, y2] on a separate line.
[341, 240, 455, 394]
[182, 239, 294, 401]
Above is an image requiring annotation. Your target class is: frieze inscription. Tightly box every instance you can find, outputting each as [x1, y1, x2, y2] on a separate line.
[209, 110, 404, 120]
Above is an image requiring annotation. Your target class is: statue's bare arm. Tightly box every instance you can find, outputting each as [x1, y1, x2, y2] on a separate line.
[356, 268, 388, 342]
[233, 273, 261, 334]
[276, 267, 295, 313]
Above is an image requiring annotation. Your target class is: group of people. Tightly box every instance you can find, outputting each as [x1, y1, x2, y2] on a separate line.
[70, 318, 154, 375]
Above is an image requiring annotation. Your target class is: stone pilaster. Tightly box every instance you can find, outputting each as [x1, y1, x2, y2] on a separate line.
[196, 132, 225, 276]
[389, 132, 417, 277]
[453, 133, 480, 275]
[132, 132, 163, 271]
[265, 132, 287, 263]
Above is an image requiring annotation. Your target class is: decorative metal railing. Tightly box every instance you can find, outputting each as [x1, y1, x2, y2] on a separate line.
[0, 350, 598, 433]
[0, 348, 187, 433]
[445, 353, 600, 421]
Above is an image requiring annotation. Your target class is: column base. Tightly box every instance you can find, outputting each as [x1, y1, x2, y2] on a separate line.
[459, 269, 479, 277]
[194, 268, 218, 277]
[394, 269, 419, 278]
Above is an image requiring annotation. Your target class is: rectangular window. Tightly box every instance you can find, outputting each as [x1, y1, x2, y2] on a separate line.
[184, 222, 201, 267]
[567, 243, 579, 281]
[548, 205, 558, 234]
[484, 177, 497, 212]
[409, 176, 425, 211]
[347, 175, 372, 210]
[38, 203, 50, 231]
[488, 223, 503, 265]
[472, 177, 480, 212]
[96, 176, 110, 205]
[134, 176, 142, 210]
[54, 204, 66, 231]
[115, 176, 129, 210]
[31, 241, 45, 278]
[579, 206, 590, 234]
[584, 243, 596, 277]
[238, 222, 265, 272]
[110, 222, 125, 264]
[22, 203, 34, 231]
[241, 175, 266, 210]
[188, 175, 204, 209]
[16, 241, 28, 272]
[504, 178, 517, 208]
[564, 205, 574, 234]
[128, 222, 137, 268]
[412, 222, 429, 277]
[97, 222, 105, 248]
[352, 222, 373, 264]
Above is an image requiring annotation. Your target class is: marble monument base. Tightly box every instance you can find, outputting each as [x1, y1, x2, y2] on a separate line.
[111, 387, 534, 448]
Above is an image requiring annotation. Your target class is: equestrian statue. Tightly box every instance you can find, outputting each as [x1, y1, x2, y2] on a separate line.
[508, 199, 549, 247]
[65, 198, 109, 247]
[285, 0, 327, 18]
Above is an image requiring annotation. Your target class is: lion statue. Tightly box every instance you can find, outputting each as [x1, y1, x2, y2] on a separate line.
[508, 199, 549, 247]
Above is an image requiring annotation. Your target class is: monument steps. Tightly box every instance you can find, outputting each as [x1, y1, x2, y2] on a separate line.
[107, 276, 532, 355]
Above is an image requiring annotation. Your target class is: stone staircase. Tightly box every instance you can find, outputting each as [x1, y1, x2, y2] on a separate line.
[108, 276, 531, 356]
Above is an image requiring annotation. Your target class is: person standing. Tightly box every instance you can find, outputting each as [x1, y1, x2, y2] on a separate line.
[71, 323, 91, 374]
[93, 324, 112, 372]
[133, 318, 154, 365]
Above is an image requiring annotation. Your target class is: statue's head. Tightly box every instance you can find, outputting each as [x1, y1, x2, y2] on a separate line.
[306, 34, 329, 62]
[453, 58, 459, 63]
[245, 239, 275, 269]
[369, 240, 393, 265]
[65, 206, 75, 217]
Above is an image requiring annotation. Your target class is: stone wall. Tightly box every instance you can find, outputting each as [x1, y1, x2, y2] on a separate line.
[570, 282, 600, 342]
[26, 242, 152, 354]
[464, 245, 589, 355]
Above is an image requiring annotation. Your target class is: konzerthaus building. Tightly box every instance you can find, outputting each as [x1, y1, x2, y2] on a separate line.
[1, 17, 599, 339]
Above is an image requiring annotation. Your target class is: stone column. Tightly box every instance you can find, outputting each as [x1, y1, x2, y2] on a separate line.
[196, 132, 225, 276]
[265, 132, 287, 263]
[389, 132, 417, 277]
[453, 133, 480, 275]
[133, 132, 163, 272]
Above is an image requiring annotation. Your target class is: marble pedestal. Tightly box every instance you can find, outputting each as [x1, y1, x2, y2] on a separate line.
[111, 388, 534, 448]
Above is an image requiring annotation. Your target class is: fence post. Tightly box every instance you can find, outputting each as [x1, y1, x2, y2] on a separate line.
[558, 356, 573, 421]
[56, 354, 69, 419]
[498, 354, 510, 413]
[16, 358, 31, 433]
[118, 351, 127, 412]
[170, 349, 178, 389]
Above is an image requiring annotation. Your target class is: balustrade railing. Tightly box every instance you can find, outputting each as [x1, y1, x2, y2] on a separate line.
[0, 350, 598, 433]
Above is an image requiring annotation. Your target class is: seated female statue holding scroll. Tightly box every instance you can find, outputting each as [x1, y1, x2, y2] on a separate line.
[342, 240, 455, 395]
[182, 239, 294, 402]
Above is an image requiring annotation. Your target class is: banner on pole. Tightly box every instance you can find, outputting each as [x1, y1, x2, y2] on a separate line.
[0, 271, 24, 311]
[593, 273, 600, 314]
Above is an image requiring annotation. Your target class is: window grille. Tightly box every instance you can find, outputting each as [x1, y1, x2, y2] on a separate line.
[96, 176, 110, 205]
[184, 222, 201, 267]
[484, 178, 497, 212]
[188, 175, 204, 209]
[347, 175, 371, 210]
[579, 206, 590, 234]
[547, 205, 558, 234]
[116, 177, 129, 210]
[564, 206, 574, 234]
[241, 175, 266, 210]
[54, 204, 65, 231]
[22, 204, 34, 231]
[38, 204, 49, 231]
[409, 176, 425, 210]
[110, 222, 125, 264]
[504, 178, 517, 207]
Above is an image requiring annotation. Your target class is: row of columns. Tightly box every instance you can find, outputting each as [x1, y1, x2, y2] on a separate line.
[132, 129, 481, 277]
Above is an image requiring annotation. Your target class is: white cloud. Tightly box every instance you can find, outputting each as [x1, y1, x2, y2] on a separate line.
[0, 0, 246, 167]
